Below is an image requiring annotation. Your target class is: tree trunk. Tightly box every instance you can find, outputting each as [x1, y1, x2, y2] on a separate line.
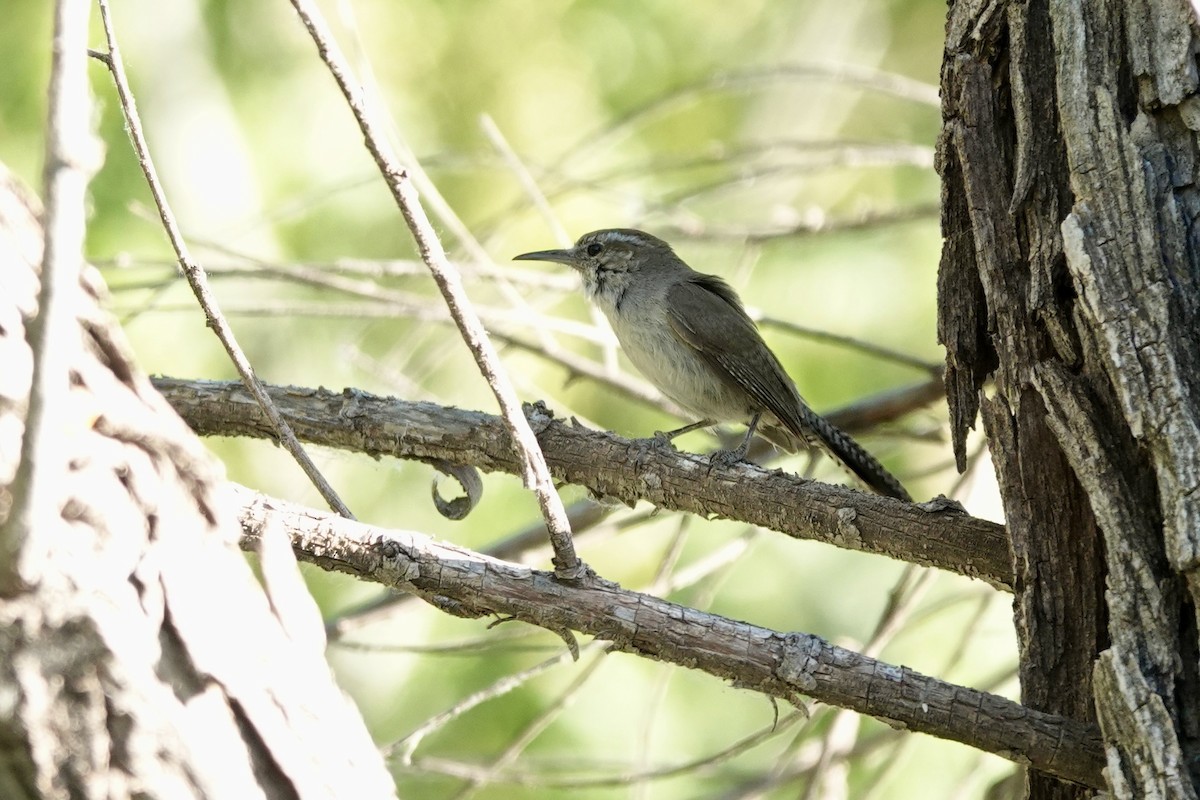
[0, 158, 395, 798]
[938, 0, 1200, 797]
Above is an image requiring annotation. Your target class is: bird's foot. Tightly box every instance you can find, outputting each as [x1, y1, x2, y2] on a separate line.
[706, 445, 750, 473]
[631, 431, 677, 466]
[650, 430, 678, 449]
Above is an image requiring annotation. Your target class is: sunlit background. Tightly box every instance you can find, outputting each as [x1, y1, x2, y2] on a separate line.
[4, 0, 1014, 796]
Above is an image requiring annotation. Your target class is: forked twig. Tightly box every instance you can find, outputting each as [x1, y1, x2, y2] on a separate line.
[91, 0, 354, 519]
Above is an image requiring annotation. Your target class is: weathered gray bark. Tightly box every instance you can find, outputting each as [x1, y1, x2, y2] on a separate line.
[938, 0, 1200, 797]
[231, 484, 1106, 787]
[151, 377, 1013, 589]
[0, 164, 396, 797]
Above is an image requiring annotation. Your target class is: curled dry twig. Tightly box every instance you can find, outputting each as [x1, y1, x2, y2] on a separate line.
[285, 0, 581, 578]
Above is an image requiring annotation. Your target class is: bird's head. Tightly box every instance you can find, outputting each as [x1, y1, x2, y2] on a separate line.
[514, 228, 679, 303]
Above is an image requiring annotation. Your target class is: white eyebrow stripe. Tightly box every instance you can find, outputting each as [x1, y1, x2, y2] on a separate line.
[599, 231, 643, 246]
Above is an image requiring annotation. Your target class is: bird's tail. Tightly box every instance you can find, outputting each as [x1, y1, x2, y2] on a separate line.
[764, 409, 911, 501]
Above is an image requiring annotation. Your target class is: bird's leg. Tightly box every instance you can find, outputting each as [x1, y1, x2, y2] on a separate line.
[632, 419, 715, 464]
[652, 418, 715, 446]
[708, 412, 762, 470]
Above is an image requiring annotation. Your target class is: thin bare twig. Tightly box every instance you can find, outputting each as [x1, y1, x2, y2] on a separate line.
[328, 0, 565, 381]
[478, 113, 614, 386]
[657, 203, 941, 242]
[796, 565, 937, 798]
[2, 0, 97, 594]
[98, 249, 579, 291]
[416, 712, 805, 790]
[117, 298, 612, 346]
[445, 644, 612, 799]
[821, 375, 945, 435]
[756, 314, 940, 373]
[480, 113, 571, 247]
[592, 139, 935, 185]
[286, 0, 580, 577]
[332, 628, 552, 656]
[555, 64, 939, 173]
[387, 644, 591, 764]
[91, 0, 353, 519]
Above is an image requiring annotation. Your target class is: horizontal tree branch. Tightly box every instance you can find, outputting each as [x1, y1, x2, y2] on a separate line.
[154, 377, 1012, 590]
[228, 483, 1103, 787]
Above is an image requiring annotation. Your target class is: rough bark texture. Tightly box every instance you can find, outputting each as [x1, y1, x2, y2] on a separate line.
[938, 0, 1200, 797]
[0, 166, 396, 798]
[151, 377, 1013, 590]
[233, 484, 1106, 788]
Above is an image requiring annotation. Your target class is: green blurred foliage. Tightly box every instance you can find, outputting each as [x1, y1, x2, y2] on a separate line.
[5, 0, 1016, 796]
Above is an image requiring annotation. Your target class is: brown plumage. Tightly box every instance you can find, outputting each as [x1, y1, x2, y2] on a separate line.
[516, 229, 911, 501]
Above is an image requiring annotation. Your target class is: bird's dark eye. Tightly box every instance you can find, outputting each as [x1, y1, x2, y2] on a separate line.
[586, 243, 603, 256]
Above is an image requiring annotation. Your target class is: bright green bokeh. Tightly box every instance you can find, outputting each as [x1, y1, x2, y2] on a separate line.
[5, 1, 1013, 796]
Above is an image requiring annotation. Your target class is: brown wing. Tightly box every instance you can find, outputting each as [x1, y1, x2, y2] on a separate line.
[665, 274, 808, 433]
[666, 275, 911, 500]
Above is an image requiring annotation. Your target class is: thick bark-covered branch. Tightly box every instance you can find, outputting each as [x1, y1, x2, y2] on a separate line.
[231, 484, 1105, 787]
[153, 377, 1012, 590]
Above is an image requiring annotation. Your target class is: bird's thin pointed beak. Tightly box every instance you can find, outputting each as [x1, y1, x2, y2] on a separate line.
[513, 247, 580, 267]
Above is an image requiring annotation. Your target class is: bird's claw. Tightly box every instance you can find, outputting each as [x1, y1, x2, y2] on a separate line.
[707, 447, 748, 473]
[631, 432, 675, 466]
[650, 430, 676, 448]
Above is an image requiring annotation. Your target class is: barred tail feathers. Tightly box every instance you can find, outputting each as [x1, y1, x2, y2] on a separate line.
[774, 406, 911, 501]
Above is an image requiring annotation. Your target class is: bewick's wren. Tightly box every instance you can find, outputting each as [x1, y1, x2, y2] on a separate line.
[514, 228, 911, 501]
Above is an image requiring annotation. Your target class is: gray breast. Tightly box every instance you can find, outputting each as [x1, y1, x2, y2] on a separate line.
[603, 301, 754, 422]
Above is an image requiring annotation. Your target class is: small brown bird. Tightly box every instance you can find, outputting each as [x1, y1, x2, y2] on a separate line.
[515, 229, 910, 501]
